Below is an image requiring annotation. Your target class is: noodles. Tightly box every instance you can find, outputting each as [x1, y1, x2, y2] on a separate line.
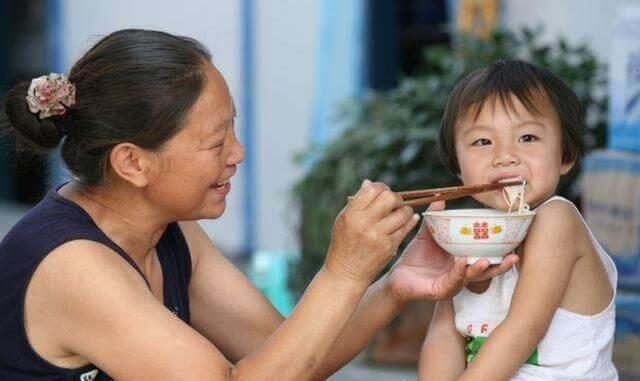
[501, 179, 529, 214]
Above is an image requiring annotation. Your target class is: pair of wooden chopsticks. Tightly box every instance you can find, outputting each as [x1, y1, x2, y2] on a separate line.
[399, 180, 523, 207]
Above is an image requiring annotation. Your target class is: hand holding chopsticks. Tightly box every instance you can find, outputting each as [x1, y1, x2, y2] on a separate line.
[348, 180, 523, 208]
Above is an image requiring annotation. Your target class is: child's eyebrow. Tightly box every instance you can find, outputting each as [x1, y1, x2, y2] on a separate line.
[460, 124, 492, 136]
[515, 120, 547, 129]
[461, 120, 547, 135]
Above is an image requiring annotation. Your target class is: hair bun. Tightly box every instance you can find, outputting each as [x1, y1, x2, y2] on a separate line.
[3, 81, 68, 152]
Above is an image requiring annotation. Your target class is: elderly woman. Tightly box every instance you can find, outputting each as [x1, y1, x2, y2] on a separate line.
[0, 29, 516, 381]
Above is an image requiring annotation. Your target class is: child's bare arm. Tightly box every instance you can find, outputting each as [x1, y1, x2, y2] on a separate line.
[418, 299, 466, 381]
[459, 201, 583, 381]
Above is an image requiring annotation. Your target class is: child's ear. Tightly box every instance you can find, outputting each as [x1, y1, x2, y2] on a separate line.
[560, 160, 575, 175]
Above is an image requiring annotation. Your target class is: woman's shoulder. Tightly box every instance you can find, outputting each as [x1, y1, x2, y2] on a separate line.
[36, 239, 147, 287]
[26, 238, 151, 323]
[25, 239, 155, 343]
[23, 239, 172, 372]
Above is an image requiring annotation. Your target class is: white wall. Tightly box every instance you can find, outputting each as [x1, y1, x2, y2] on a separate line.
[254, 0, 319, 252]
[502, 0, 640, 63]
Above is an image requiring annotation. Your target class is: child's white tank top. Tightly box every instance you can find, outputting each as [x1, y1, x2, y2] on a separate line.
[452, 196, 618, 380]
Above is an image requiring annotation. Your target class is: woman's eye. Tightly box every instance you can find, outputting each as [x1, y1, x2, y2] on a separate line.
[209, 141, 225, 150]
[472, 138, 491, 147]
[519, 134, 538, 143]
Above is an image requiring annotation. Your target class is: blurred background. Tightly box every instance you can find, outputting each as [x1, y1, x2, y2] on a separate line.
[1, 0, 640, 379]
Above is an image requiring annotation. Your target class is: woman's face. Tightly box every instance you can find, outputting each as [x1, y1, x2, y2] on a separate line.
[454, 93, 573, 210]
[147, 65, 245, 220]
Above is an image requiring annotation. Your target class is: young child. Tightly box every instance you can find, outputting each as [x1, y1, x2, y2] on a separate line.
[418, 60, 618, 381]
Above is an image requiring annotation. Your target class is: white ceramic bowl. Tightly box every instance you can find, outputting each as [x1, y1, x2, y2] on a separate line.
[422, 208, 536, 264]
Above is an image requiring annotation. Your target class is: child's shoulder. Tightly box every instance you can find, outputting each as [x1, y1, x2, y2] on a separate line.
[533, 196, 582, 228]
[525, 196, 590, 250]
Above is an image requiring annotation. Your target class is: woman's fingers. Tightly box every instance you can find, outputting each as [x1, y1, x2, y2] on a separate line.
[427, 200, 446, 211]
[437, 258, 468, 299]
[390, 212, 420, 243]
[348, 179, 387, 210]
[464, 259, 491, 280]
[453, 257, 469, 284]
[327, 181, 414, 284]
[464, 254, 519, 283]
[480, 254, 519, 279]
[368, 187, 403, 220]
[349, 180, 403, 219]
[379, 206, 415, 234]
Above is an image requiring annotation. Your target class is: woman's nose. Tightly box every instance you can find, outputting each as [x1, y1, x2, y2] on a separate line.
[227, 138, 245, 166]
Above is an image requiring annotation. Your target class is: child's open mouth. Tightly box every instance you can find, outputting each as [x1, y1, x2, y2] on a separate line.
[497, 176, 525, 184]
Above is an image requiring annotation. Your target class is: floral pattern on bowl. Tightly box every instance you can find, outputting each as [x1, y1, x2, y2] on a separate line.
[422, 208, 536, 264]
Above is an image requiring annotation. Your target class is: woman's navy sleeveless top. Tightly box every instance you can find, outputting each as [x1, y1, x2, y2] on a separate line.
[0, 185, 192, 380]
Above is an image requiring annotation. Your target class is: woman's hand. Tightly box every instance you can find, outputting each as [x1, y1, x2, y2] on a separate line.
[388, 201, 518, 304]
[324, 180, 420, 286]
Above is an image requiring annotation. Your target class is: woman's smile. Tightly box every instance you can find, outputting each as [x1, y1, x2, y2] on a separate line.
[210, 180, 231, 196]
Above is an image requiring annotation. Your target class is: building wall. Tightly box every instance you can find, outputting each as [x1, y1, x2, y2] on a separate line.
[502, 0, 640, 63]
[253, 0, 319, 252]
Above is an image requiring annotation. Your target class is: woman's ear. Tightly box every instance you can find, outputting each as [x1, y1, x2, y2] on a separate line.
[108, 143, 154, 187]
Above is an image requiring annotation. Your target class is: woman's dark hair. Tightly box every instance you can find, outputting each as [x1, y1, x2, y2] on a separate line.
[438, 59, 584, 174]
[3, 29, 212, 185]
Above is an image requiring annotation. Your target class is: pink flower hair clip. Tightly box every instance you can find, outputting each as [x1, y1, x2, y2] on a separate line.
[25, 73, 76, 119]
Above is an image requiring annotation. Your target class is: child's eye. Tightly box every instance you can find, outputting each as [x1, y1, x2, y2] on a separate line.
[472, 138, 491, 146]
[518, 134, 538, 143]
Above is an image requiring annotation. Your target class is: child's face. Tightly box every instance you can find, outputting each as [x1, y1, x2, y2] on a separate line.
[454, 93, 573, 210]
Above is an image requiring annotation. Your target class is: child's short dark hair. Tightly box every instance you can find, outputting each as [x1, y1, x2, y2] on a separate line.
[438, 59, 584, 174]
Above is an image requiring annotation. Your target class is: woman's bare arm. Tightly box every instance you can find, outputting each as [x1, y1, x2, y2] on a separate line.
[26, 181, 418, 381]
[29, 237, 382, 381]
[184, 220, 411, 380]
[26, 240, 233, 381]
[183, 221, 285, 362]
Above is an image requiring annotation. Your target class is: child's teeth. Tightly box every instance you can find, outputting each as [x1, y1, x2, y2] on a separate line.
[499, 176, 524, 183]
